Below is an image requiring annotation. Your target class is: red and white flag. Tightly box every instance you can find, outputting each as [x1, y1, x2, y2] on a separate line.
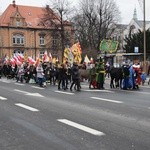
[27, 56, 35, 64]
[10, 58, 16, 66]
[13, 55, 22, 65]
[17, 53, 24, 62]
[42, 50, 48, 62]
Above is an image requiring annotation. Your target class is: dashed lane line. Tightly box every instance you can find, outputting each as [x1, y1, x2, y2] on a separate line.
[82, 89, 114, 93]
[15, 83, 25, 86]
[55, 90, 75, 95]
[14, 89, 44, 97]
[123, 90, 150, 95]
[0, 96, 7, 100]
[58, 119, 105, 136]
[31, 86, 45, 89]
[91, 97, 123, 104]
[15, 103, 39, 112]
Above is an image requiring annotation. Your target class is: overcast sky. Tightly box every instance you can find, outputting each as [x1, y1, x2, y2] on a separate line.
[0, 0, 150, 24]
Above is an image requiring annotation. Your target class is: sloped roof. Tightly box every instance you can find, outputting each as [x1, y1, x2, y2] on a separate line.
[116, 24, 128, 30]
[135, 20, 150, 28]
[0, 4, 62, 28]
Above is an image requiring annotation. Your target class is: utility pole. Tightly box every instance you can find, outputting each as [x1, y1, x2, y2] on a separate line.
[143, 0, 146, 72]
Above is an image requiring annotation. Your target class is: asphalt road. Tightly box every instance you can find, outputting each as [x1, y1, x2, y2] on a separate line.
[0, 77, 150, 150]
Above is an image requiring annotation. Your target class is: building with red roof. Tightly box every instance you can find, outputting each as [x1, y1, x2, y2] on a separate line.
[0, 0, 74, 62]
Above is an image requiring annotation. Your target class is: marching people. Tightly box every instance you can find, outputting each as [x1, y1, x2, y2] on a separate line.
[16, 63, 25, 83]
[95, 57, 105, 89]
[24, 62, 30, 83]
[57, 63, 68, 90]
[89, 64, 97, 89]
[45, 63, 50, 84]
[36, 62, 45, 87]
[105, 62, 111, 78]
[122, 61, 130, 90]
[70, 62, 81, 91]
[65, 61, 72, 83]
[132, 62, 142, 88]
[28, 64, 36, 83]
[1, 53, 148, 92]
[128, 64, 136, 89]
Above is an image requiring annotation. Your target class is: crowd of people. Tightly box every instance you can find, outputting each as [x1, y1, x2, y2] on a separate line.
[0, 58, 149, 91]
[109, 61, 149, 90]
[0, 60, 82, 91]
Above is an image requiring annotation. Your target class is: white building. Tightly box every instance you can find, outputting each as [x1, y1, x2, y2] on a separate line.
[112, 8, 150, 67]
[123, 8, 150, 46]
[111, 8, 150, 50]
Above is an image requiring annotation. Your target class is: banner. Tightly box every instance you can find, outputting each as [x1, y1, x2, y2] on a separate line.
[99, 39, 118, 53]
[70, 42, 82, 63]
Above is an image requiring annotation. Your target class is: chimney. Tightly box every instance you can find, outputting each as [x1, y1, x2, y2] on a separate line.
[12, 0, 16, 7]
[46, 5, 49, 10]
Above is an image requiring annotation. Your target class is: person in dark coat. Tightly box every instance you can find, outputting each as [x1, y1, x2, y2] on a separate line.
[58, 63, 68, 90]
[70, 62, 80, 91]
[122, 62, 130, 90]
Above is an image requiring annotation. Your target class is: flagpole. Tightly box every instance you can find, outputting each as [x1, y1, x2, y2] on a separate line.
[143, 0, 146, 72]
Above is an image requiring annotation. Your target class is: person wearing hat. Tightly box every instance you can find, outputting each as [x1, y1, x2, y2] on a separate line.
[95, 57, 105, 89]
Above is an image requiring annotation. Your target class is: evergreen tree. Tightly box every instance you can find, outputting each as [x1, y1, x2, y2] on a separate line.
[123, 29, 150, 55]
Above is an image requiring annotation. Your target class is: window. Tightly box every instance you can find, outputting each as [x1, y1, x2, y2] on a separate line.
[16, 21, 20, 26]
[40, 51, 45, 59]
[13, 34, 24, 45]
[14, 49, 23, 54]
[52, 34, 58, 50]
[40, 35, 45, 45]
[52, 38, 57, 46]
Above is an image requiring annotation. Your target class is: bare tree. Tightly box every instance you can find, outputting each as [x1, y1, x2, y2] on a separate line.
[40, 0, 74, 62]
[73, 0, 120, 58]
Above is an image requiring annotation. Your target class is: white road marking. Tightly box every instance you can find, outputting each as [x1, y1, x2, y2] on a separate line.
[55, 90, 75, 95]
[0, 80, 10, 83]
[0, 96, 7, 100]
[15, 83, 25, 86]
[14, 89, 44, 97]
[15, 103, 39, 112]
[14, 89, 28, 94]
[58, 119, 105, 136]
[26, 93, 44, 97]
[31, 86, 44, 89]
[83, 89, 114, 93]
[91, 97, 123, 104]
[124, 90, 150, 95]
